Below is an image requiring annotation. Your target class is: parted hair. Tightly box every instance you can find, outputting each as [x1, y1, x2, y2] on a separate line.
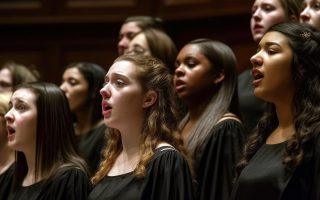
[92, 54, 189, 184]
[136, 28, 177, 74]
[12, 82, 88, 189]
[236, 22, 320, 175]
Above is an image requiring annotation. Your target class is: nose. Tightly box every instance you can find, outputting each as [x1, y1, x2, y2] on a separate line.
[118, 37, 129, 55]
[174, 63, 185, 77]
[100, 84, 111, 99]
[60, 82, 67, 92]
[4, 109, 13, 123]
[252, 8, 261, 21]
[250, 53, 263, 68]
[300, 7, 310, 22]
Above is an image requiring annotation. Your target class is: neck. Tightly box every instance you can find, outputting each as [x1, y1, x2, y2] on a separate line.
[119, 116, 144, 162]
[275, 94, 294, 129]
[267, 101, 295, 144]
[22, 146, 41, 186]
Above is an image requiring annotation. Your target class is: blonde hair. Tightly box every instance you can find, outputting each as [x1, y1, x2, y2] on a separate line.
[0, 92, 11, 116]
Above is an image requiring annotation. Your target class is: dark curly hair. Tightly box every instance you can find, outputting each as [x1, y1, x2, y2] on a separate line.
[236, 22, 320, 175]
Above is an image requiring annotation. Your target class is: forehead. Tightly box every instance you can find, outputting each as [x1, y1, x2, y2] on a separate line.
[120, 22, 141, 35]
[178, 44, 205, 58]
[131, 33, 147, 44]
[64, 67, 84, 78]
[0, 68, 12, 79]
[12, 88, 36, 103]
[253, 0, 283, 7]
[260, 31, 289, 46]
[107, 60, 137, 78]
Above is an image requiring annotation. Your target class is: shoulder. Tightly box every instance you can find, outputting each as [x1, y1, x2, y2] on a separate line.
[149, 146, 189, 169]
[43, 167, 91, 200]
[53, 166, 89, 183]
[212, 115, 248, 137]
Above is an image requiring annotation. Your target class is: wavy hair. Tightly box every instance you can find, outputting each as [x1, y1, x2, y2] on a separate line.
[236, 22, 320, 175]
[92, 54, 189, 184]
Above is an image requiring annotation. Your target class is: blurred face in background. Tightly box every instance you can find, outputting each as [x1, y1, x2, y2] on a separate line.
[300, 0, 320, 30]
[118, 22, 142, 56]
[251, 0, 288, 42]
[0, 68, 13, 93]
[126, 33, 151, 56]
[60, 67, 89, 113]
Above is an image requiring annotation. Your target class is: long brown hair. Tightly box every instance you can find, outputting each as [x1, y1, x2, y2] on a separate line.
[12, 82, 88, 189]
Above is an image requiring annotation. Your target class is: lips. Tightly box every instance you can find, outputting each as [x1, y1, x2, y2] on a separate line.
[252, 68, 264, 87]
[7, 125, 16, 141]
[253, 24, 264, 33]
[175, 79, 186, 93]
[101, 101, 112, 117]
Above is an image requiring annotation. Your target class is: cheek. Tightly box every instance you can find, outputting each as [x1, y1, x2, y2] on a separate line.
[264, 14, 287, 28]
[314, 14, 320, 27]
[69, 89, 89, 107]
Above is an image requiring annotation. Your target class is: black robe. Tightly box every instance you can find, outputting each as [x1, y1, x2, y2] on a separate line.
[77, 124, 107, 175]
[231, 133, 320, 200]
[194, 119, 247, 200]
[8, 167, 91, 200]
[89, 146, 195, 200]
[0, 163, 14, 200]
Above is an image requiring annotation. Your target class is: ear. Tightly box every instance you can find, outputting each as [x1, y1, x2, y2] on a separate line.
[142, 90, 158, 108]
[213, 71, 225, 84]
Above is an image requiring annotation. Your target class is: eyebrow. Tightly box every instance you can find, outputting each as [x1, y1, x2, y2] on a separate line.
[259, 41, 281, 48]
[105, 72, 129, 80]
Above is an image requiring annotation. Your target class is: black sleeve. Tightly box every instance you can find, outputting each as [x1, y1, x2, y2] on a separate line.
[45, 168, 92, 200]
[143, 149, 195, 200]
[312, 133, 320, 199]
[197, 120, 248, 200]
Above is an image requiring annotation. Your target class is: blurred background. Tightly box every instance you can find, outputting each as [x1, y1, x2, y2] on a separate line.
[0, 0, 255, 85]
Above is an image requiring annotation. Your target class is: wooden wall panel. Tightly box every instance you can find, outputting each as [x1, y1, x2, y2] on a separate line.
[156, 0, 253, 19]
[0, 0, 255, 84]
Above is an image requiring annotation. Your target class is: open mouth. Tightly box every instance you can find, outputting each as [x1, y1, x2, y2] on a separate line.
[7, 126, 16, 140]
[103, 103, 112, 112]
[252, 69, 264, 81]
[101, 101, 112, 117]
[7, 126, 15, 135]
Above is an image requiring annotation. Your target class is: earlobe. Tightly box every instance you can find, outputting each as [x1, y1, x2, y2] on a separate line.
[142, 90, 158, 108]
